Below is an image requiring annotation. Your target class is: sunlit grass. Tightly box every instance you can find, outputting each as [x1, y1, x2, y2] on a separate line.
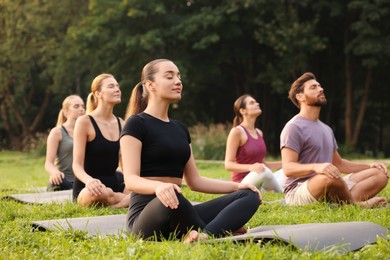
[0, 151, 389, 259]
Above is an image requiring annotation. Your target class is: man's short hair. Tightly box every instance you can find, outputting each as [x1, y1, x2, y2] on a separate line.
[289, 72, 316, 108]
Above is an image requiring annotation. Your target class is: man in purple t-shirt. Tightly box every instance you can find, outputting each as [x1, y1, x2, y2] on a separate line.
[280, 72, 388, 207]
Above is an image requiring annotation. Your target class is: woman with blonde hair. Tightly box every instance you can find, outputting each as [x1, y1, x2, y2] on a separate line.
[225, 94, 284, 193]
[120, 59, 260, 243]
[45, 95, 85, 191]
[72, 73, 130, 208]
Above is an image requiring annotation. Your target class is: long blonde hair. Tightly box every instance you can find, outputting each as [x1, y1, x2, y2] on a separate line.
[86, 73, 114, 114]
[125, 59, 171, 120]
[56, 95, 81, 127]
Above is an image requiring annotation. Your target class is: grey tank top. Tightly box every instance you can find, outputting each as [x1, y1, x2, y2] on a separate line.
[55, 126, 75, 182]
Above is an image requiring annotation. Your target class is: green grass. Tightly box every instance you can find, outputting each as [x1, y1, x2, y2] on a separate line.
[0, 151, 389, 259]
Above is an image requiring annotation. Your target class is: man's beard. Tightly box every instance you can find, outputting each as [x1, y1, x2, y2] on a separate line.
[307, 96, 327, 107]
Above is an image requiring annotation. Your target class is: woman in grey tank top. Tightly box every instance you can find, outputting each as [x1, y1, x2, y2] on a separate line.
[44, 95, 85, 191]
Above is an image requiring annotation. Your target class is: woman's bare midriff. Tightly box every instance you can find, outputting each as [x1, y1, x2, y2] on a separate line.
[145, 176, 183, 186]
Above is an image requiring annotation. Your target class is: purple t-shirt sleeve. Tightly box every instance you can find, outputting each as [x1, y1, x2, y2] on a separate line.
[280, 123, 302, 154]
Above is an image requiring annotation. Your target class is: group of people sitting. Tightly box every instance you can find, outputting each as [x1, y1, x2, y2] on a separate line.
[44, 59, 389, 243]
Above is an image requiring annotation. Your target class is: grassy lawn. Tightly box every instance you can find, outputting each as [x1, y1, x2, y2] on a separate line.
[0, 151, 389, 259]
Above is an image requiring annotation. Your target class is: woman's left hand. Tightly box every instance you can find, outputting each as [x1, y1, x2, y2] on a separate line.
[238, 183, 262, 203]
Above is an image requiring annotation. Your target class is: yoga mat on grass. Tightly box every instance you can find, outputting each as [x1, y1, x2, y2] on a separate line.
[31, 214, 127, 237]
[213, 221, 388, 253]
[31, 214, 387, 253]
[3, 189, 72, 204]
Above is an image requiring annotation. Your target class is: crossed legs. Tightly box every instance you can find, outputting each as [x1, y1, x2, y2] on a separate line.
[307, 167, 388, 207]
[77, 187, 130, 208]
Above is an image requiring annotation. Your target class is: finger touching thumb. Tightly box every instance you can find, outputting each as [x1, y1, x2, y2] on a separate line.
[174, 184, 182, 194]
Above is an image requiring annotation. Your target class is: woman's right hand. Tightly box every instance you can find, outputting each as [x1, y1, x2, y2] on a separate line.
[85, 178, 105, 196]
[249, 163, 265, 173]
[49, 171, 64, 185]
[155, 182, 182, 209]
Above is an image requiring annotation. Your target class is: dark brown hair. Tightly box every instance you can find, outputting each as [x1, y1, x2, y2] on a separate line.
[288, 72, 316, 108]
[232, 94, 252, 127]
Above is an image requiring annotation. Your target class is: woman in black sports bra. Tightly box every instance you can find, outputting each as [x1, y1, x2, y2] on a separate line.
[72, 73, 130, 208]
[120, 59, 261, 243]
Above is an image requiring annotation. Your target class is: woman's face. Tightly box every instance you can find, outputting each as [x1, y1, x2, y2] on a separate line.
[98, 77, 121, 105]
[66, 97, 85, 120]
[149, 61, 182, 101]
[242, 96, 262, 117]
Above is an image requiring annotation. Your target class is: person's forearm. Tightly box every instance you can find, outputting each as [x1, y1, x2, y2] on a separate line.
[336, 159, 370, 174]
[190, 176, 239, 194]
[72, 163, 93, 184]
[283, 162, 318, 178]
[225, 161, 251, 173]
[45, 162, 60, 176]
[125, 175, 163, 195]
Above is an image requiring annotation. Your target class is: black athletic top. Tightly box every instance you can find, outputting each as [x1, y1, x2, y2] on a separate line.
[121, 112, 191, 179]
[73, 115, 123, 200]
[84, 115, 121, 177]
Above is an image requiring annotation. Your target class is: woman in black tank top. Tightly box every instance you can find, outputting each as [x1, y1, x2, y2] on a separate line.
[120, 60, 261, 243]
[72, 73, 130, 208]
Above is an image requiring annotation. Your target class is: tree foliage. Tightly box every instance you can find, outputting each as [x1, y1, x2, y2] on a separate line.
[1, 0, 389, 156]
[0, 0, 88, 149]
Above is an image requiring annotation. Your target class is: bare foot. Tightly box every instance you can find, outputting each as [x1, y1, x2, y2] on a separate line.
[111, 193, 131, 208]
[232, 226, 247, 236]
[358, 197, 387, 208]
[183, 230, 208, 244]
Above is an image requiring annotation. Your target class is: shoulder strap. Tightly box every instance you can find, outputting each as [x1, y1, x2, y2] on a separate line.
[255, 128, 262, 137]
[237, 125, 248, 138]
[88, 115, 102, 137]
[116, 117, 122, 133]
[61, 125, 69, 136]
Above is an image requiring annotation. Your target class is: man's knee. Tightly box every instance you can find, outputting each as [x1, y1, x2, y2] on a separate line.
[311, 174, 345, 188]
[373, 170, 389, 189]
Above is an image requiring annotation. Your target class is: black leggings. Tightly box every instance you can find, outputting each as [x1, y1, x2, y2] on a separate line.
[127, 189, 260, 240]
[47, 178, 73, 192]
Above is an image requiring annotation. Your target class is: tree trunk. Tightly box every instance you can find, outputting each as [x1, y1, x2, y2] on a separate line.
[351, 69, 372, 146]
[2, 87, 51, 150]
[344, 53, 353, 147]
[30, 90, 51, 132]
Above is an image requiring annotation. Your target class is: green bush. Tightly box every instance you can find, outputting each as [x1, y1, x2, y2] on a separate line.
[26, 131, 49, 157]
[189, 123, 231, 160]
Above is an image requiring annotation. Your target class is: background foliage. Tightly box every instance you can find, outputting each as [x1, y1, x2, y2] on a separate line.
[1, 0, 389, 156]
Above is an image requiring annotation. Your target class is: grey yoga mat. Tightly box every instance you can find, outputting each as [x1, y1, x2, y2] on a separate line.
[31, 214, 387, 253]
[31, 214, 127, 236]
[214, 221, 388, 253]
[2, 188, 286, 205]
[3, 189, 72, 204]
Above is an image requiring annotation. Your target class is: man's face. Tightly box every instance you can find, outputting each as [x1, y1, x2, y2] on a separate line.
[300, 79, 327, 107]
